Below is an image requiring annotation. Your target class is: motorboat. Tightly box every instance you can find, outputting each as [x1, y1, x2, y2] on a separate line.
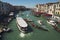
[37, 20, 42, 25]
[16, 17, 28, 33]
[40, 25, 49, 31]
[47, 20, 56, 26]
[3, 27, 11, 32]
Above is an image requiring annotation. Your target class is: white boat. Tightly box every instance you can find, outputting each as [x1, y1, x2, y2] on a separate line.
[47, 20, 56, 26]
[16, 17, 28, 33]
[37, 20, 42, 25]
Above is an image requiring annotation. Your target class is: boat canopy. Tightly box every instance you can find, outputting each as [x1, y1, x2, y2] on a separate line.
[16, 17, 28, 27]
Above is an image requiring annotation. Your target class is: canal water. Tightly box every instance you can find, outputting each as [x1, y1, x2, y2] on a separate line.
[2, 10, 60, 40]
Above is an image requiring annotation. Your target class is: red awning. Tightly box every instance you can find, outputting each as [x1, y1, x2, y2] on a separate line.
[34, 12, 52, 16]
[35, 12, 44, 15]
[44, 14, 52, 16]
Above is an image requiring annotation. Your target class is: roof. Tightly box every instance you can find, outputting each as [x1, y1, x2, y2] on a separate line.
[46, 2, 60, 5]
[16, 17, 28, 27]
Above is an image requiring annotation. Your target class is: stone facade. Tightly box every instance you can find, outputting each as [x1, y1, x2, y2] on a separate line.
[35, 2, 60, 16]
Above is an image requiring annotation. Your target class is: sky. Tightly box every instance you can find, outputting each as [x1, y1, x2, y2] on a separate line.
[1, 0, 58, 8]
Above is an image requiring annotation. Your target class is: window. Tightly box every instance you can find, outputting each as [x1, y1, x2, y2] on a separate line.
[54, 5, 56, 7]
[55, 4, 57, 8]
[57, 4, 58, 7]
[56, 4, 59, 7]
[59, 4, 60, 7]
[58, 12, 59, 15]
[2, 4, 3, 7]
[56, 12, 57, 14]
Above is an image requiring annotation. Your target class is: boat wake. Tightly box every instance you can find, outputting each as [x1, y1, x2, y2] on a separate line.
[20, 33, 25, 38]
[20, 32, 33, 38]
